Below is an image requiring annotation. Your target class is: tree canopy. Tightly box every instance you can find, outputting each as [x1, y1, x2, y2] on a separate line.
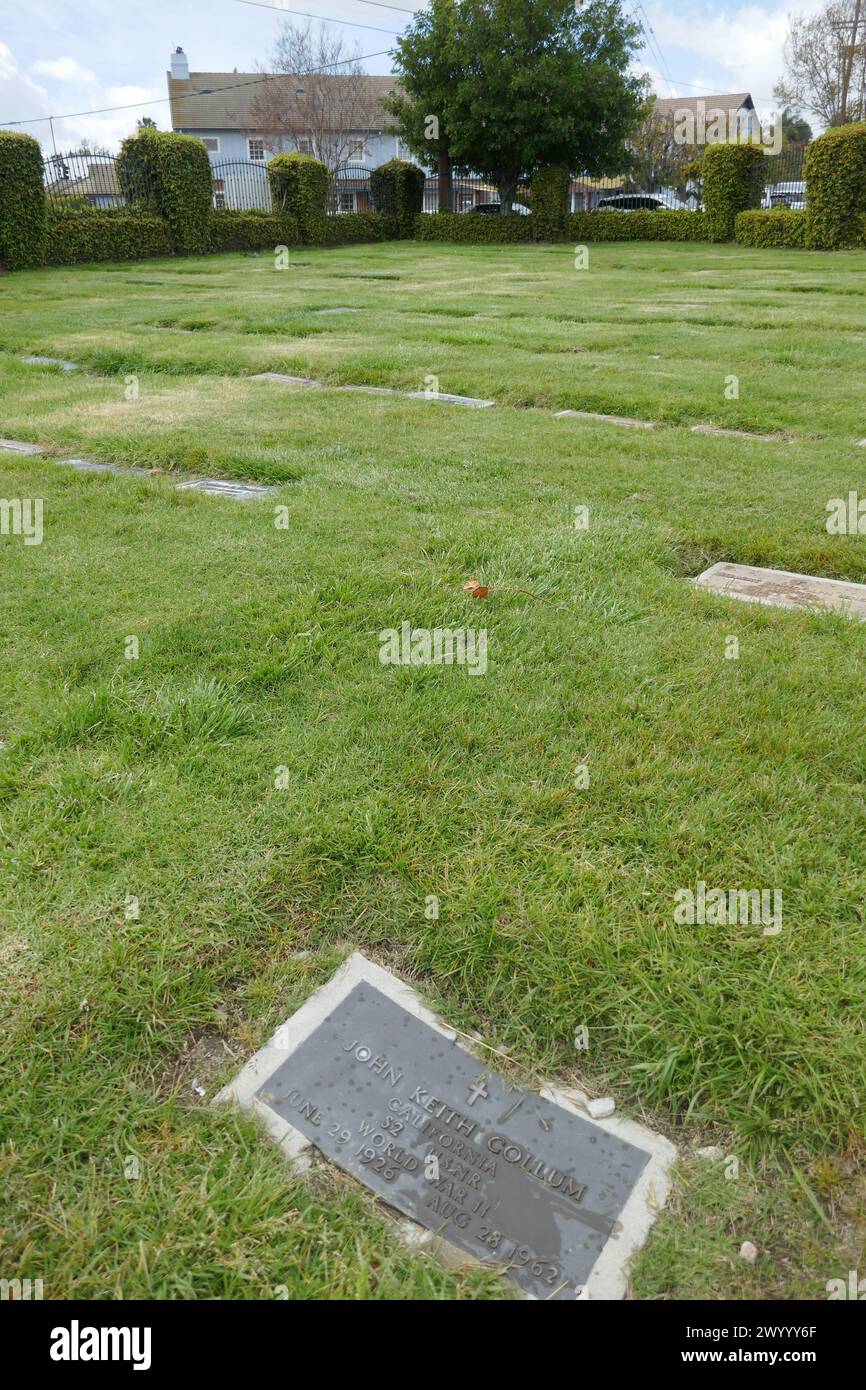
[388, 0, 649, 211]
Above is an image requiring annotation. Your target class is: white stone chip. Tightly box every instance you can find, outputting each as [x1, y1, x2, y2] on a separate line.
[586, 1097, 616, 1119]
[739, 1241, 759, 1265]
[694, 562, 866, 622]
[555, 410, 654, 429]
[856, 438, 866, 448]
[1, 439, 44, 455]
[695, 1145, 724, 1161]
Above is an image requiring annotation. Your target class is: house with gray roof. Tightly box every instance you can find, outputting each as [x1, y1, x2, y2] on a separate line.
[166, 47, 410, 211]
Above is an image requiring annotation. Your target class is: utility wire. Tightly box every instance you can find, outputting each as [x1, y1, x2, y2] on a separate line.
[0, 50, 395, 128]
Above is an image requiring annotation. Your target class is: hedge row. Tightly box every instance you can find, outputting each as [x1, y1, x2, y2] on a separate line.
[734, 209, 807, 248]
[41, 207, 173, 265]
[208, 209, 299, 253]
[565, 210, 710, 242]
[415, 212, 533, 243]
[316, 211, 395, 245]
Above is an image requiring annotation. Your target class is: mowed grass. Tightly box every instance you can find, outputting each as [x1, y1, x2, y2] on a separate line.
[1, 240, 864, 1300]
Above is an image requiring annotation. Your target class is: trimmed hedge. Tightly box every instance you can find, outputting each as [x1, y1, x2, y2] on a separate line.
[118, 129, 213, 254]
[531, 166, 568, 241]
[735, 209, 807, 249]
[370, 160, 425, 237]
[208, 209, 299, 253]
[805, 122, 866, 249]
[702, 143, 765, 242]
[415, 211, 533, 242]
[267, 153, 329, 243]
[565, 209, 709, 242]
[41, 206, 173, 266]
[0, 131, 45, 269]
[317, 211, 395, 245]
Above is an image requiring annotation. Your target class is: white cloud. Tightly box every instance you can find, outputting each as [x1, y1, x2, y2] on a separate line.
[32, 56, 97, 84]
[0, 41, 52, 128]
[640, 1, 830, 122]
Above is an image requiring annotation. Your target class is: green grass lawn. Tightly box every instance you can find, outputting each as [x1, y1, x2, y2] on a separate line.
[1, 240, 864, 1300]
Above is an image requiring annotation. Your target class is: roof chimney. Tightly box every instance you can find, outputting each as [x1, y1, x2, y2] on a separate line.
[171, 47, 189, 80]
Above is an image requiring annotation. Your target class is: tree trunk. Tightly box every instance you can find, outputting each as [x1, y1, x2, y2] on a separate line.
[499, 176, 517, 215]
[438, 148, 453, 212]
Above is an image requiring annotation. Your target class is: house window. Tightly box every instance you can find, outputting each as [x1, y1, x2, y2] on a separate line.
[202, 137, 220, 153]
[337, 191, 355, 214]
[296, 137, 313, 155]
[348, 139, 365, 161]
[248, 138, 265, 161]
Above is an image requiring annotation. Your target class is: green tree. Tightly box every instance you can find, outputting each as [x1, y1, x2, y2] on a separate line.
[389, 0, 647, 214]
[779, 106, 813, 144]
[137, 116, 158, 130]
[384, 0, 459, 211]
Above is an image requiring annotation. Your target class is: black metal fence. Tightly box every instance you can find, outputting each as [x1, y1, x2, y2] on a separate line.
[40, 143, 812, 220]
[212, 159, 273, 212]
[42, 151, 133, 208]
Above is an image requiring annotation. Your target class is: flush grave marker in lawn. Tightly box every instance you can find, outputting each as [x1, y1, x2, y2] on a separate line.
[695, 562, 866, 621]
[175, 478, 277, 501]
[216, 952, 673, 1300]
[1, 439, 44, 456]
[23, 355, 79, 371]
[555, 410, 654, 430]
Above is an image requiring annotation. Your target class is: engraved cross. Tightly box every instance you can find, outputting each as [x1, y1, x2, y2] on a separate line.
[467, 1076, 489, 1106]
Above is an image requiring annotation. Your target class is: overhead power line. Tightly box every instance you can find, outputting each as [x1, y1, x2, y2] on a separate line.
[232, 0, 405, 33]
[0, 50, 395, 128]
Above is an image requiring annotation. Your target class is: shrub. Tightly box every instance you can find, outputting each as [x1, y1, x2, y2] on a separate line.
[41, 207, 173, 265]
[317, 211, 395, 245]
[0, 131, 45, 269]
[117, 129, 212, 254]
[208, 209, 299, 253]
[267, 153, 329, 242]
[804, 122, 866, 249]
[565, 209, 709, 242]
[702, 143, 766, 242]
[415, 211, 533, 243]
[531, 166, 569, 241]
[370, 160, 425, 237]
[735, 208, 807, 249]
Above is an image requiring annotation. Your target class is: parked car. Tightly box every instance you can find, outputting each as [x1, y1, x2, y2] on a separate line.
[593, 192, 684, 212]
[466, 201, 531, 216]
[762, 182, 806, 211]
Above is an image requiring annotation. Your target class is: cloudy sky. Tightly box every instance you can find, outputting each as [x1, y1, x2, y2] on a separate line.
[0, 0, 823, 152]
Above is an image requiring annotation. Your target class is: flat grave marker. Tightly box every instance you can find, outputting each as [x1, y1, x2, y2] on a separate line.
[556, 410, 654, 430]
[695, 562, 866, 621]
[217, 952, 673, 1300]
[1, 439, 44, 456]
[23, 355, 78, 371]
[691, 423, 784, 443]
[58, 458, 153, 476]
[175, 478, 276, 501]
[251, 372, 323, 388]
[405, 391, 496, 409]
